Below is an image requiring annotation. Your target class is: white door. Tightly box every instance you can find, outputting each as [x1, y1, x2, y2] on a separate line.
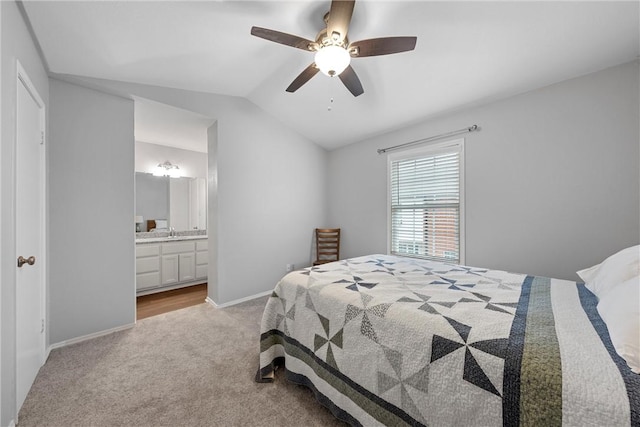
[161, 254, 179, 286]
[178, 253, 196, 282]
[15, 63, 46, 413]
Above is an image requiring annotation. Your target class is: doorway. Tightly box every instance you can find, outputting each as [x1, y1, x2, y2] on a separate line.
[133, 97, 214, 315]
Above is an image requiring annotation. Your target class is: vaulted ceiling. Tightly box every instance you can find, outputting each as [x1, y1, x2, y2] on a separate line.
[22, 1, 639, 150]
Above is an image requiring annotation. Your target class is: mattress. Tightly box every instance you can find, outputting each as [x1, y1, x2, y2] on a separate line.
[257, 254, 639, 426]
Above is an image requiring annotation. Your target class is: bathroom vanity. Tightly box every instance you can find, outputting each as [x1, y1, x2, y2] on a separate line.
[135, 235, 208, 295]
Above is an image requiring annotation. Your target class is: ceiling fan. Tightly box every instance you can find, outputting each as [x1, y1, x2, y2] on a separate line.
[250, 0, 417, 97]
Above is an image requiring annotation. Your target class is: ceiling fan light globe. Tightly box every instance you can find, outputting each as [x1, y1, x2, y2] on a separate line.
[315, 45, 350, 77]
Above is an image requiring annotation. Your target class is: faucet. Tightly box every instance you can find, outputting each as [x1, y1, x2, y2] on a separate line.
[169, 227, 175, 237]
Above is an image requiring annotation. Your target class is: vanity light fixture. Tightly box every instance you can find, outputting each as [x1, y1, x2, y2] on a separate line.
[153, 160, 181, 178]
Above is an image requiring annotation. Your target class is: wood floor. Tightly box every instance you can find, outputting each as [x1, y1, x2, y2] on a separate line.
[136, 283, 208, 320]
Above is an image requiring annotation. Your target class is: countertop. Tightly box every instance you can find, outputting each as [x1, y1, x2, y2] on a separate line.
[136, 235, 208, 244]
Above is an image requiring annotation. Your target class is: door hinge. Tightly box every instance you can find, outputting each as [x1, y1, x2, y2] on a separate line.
[41, 319, 44, 333]
[40, 131, 45, 145]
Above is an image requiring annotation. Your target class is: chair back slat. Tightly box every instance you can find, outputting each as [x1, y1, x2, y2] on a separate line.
[314, 228, 340, 265]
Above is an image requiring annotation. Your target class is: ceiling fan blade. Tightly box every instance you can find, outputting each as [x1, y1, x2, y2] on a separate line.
[286, 63, 320, 93]
[349, 37, 417, 57]
[251, 26, 315, 51]
[326, 0, 355, 43]
[338, 65, 363, 97]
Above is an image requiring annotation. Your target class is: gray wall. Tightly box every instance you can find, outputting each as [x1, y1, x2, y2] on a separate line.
[59, 76, 328, 305]
[48, 78, 135, 343]
[0, 1, 50, 425]
[328, 61, 640, 281]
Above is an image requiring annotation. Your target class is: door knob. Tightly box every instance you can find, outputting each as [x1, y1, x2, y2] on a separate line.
[17, 256, 36, 267]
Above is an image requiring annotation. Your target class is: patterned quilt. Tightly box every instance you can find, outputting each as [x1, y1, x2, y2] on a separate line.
[257, 254, 639, 426]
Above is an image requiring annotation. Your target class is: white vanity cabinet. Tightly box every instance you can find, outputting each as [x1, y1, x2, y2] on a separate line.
[136, 237, 207, 295]
[161, 241, 196, 286]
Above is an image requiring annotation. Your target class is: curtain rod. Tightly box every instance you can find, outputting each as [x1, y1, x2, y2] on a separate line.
[377, 124, 479, 154]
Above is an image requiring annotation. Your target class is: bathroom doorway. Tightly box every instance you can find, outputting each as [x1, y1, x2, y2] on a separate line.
[133, 98, 215, 317]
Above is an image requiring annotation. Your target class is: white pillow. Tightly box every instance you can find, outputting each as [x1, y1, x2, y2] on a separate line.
[577, 245, 640, 299]
[596, 276, 640, 374]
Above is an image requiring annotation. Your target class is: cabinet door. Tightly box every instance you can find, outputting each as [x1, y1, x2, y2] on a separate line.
[179, 252, 196, 282]
[161, 254, 179, 286]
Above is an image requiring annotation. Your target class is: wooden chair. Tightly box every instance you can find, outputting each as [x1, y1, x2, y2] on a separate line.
[313, 228, 340, 266]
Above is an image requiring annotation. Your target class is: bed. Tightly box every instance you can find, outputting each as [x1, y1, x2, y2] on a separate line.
[257, 254, 639, 426]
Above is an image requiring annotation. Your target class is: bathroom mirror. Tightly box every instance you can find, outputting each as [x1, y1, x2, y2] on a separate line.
[135, 172, 207, 232]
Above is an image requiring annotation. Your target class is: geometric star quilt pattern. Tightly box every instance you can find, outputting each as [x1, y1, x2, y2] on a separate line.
[258, 254, 634, 427]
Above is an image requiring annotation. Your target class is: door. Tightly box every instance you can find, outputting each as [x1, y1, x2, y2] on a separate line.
[178, 253, 196, 282]
[15, 63, 46, 413]
[161, 254, 179, 286]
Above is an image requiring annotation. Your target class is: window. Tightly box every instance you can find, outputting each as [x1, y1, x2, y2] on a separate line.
[388, 139, 464, 264]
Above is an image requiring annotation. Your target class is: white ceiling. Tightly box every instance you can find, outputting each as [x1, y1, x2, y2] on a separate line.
[22, 1, 639, 151]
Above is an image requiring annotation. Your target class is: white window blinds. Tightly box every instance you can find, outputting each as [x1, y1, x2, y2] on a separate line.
[390, 142, 462, 263]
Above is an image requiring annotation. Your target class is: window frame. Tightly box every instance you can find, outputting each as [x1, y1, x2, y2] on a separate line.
[386, 138, 466, 264]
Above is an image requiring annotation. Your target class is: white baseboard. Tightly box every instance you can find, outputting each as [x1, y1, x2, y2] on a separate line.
[206, 290, 272, 308]
[48, 323, 135, 352]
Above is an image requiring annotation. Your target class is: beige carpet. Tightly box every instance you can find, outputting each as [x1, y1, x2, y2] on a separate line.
[18, 297, 346, 426]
